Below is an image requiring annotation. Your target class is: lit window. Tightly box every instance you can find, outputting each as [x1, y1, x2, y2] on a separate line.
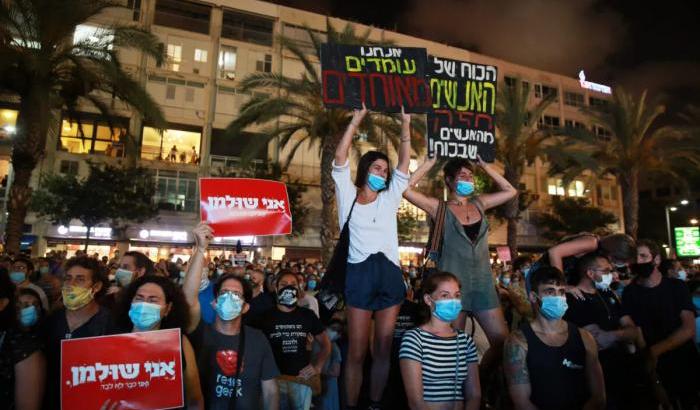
[73, 24, 114, 49]
[59, 119, 127, 156]
[167, 44, 182, 72]
[0, 109, 18, 139]
[141, 126, 201, 163]
[547, 178, 564, 196]
[194, 48, 208, 62]
[567, 180, 585, 197]
[218, 46, 237, 80]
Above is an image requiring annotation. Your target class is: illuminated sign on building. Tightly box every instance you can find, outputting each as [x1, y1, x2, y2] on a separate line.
[138, 229, 188, 242]
[58, 225, 113, 238]
[578, 70, 612, 95]
[675, 226, 700, 257]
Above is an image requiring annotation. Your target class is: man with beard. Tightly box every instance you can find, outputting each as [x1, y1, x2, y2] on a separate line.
[622, 240, 699, 409]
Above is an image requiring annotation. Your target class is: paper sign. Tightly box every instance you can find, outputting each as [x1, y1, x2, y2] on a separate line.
[497, 246, 511, 263]
[61, 329, 184, 410]
[321, 44, 432, 113]
[427, 55, 498, 162]
[199, 178, 292, 237]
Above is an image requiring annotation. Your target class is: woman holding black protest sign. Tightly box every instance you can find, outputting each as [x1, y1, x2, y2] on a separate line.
[333, 103, 412, 410]
[403, 154, 516, 384]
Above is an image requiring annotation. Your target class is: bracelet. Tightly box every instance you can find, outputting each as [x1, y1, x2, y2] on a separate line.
[401, 138, 410, 142]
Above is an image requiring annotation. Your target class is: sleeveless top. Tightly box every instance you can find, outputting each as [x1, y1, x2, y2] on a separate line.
[437, 199, 495, 310]
[522, 321, 588, 410]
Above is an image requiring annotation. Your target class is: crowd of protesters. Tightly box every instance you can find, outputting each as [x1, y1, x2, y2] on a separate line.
[1, 107, 699, 410]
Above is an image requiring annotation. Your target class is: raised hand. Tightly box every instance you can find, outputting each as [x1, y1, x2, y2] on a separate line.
[351, 102, 368, 127]
[400, 105, 411, 124]
[193, 222, 214, 252]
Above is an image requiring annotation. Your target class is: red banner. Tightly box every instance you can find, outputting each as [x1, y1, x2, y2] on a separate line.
[61, 329, 184, 410]
[199, 178, 292, 237]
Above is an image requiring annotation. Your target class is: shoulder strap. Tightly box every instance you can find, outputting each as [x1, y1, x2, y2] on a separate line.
[428, 200, 448, 254]
[346, 197, 358, 224]
[227, 325, 246, 410]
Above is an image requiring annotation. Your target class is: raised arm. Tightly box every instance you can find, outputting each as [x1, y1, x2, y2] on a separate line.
[335, 104, 367, 166]
[504, 331, 537, 410]
[403, 155, 440, 218]
[475, 155, 517, 210]
[183, 222, 213, 334]
[581, 329, 606, 410]
[547, 235, 598, 271]
[396, 106, 412, 174]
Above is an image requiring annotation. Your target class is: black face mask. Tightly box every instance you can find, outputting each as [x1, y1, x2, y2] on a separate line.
[631, 262, 655, 278]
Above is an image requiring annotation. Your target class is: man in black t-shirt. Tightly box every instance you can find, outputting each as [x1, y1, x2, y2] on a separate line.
[255, 270, 331, 410]
[623, 253, 700, 409]
[42, 256, 116, 410]
[564, 253, 647, 409]
[184, 224, 280, 410]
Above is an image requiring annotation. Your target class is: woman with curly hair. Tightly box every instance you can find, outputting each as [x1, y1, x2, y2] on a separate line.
[113, 275, 204, 409]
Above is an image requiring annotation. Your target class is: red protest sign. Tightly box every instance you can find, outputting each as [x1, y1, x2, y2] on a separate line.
[199, 178, 292, 237]
[61, 329, 184, 410]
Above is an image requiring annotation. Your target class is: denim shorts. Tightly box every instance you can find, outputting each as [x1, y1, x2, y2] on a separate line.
[345, 252, 406, 311]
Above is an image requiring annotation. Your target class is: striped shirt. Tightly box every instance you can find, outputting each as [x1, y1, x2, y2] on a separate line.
[399, 328, 478, 402]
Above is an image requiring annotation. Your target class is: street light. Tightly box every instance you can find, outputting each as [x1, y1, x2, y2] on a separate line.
[670, 206, 678, 212]
[680, 199, 689, 205]
[691, 218, 699, 225]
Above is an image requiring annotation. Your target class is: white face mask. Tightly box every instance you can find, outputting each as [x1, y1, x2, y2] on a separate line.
[595, 273, 613, 290]
[677, 270, 687, 281]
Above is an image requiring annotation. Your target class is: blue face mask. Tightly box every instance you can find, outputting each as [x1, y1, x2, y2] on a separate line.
[693, 295, 700, 311]
[539, 295, 568, 320]
[432, 298, 462, 322]
[20, 305, 39, 327]
[456, 180, 475, 196]
[9, 271, 26, 284]
[307, 280, 317, 290]
[128, 302, 162, 331]
[115, 268, 133, 287]
[215, 292, 243, 321]
[367, 173, 386, 192]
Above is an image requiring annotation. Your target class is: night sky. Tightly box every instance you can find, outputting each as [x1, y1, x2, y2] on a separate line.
[273, 0, 700, 116]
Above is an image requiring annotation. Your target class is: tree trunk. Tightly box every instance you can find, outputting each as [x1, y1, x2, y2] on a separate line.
[619, 170, 639, 239]
[5, 84, 51, 254]
[319, 133, 341, 264]
[84, 225, 92, 252]
[5, 167, 33, 255]
[503, 165, 522, 259]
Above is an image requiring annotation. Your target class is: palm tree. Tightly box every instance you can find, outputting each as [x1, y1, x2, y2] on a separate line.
[224, 21, 425, 262]
[547, 89, 700, 238]
[0, 0, 166, 253]
[496, 78, 556, 257]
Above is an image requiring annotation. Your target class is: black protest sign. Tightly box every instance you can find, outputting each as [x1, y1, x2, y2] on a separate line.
[427, 56, 498, 162]
[321, 44, 432, 113]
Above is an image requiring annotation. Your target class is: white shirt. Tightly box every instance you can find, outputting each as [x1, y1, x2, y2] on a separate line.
[332, 159, 409, 266]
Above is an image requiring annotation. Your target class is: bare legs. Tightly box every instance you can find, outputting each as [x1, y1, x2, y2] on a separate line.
[456, 307, 509, 377]
[345, 304, 401, 406]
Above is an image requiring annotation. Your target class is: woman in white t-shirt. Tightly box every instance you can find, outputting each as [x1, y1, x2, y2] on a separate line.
[333, 104, 412, 410]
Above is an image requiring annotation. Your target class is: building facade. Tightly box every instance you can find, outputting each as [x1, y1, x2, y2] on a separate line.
[0, 0, 624, 263]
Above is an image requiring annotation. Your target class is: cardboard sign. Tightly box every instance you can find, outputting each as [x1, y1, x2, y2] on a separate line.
[321, 44, 432, 113]
[200, 178, 292, 237]
[61, 329, 184, 410]
[497, 246, 512, 263]
[427, 55, 498, 162]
